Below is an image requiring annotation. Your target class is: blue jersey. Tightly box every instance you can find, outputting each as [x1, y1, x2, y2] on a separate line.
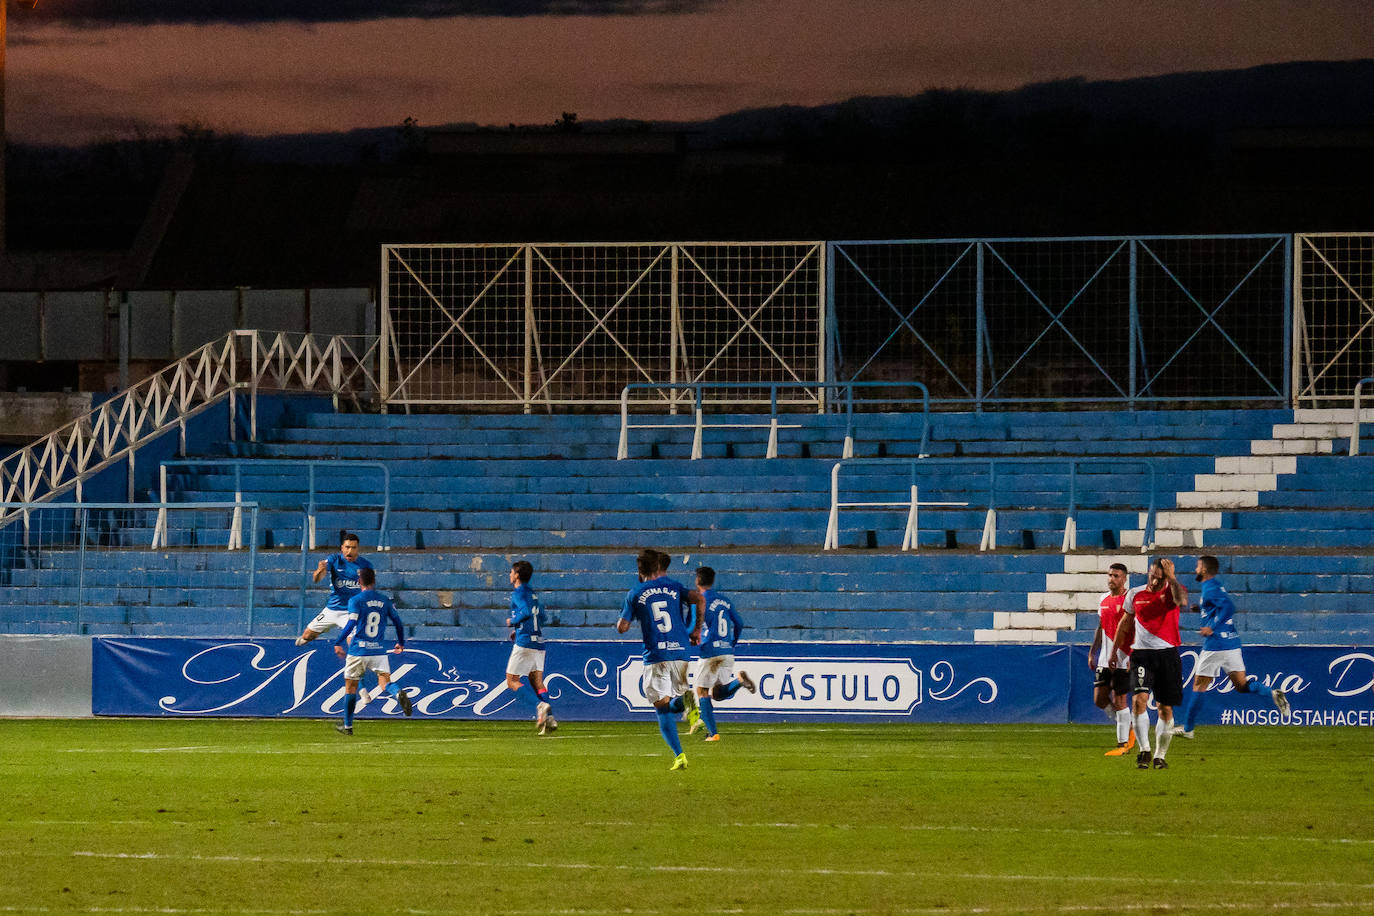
[323, 553, 373, 610]
[1198, 577, 1242, 651]
[698, 589, 744, 659]
[620, 576, 692, 663]
[509, 583, 548, 649]
[336, 590, 405, 656]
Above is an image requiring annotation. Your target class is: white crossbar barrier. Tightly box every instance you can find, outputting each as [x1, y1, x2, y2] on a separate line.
[824, 466, 966, 550]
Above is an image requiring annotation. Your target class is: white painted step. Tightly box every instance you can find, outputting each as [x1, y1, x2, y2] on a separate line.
[1194, 473, 1276, 491]
[1120, 528, 1204, 548]
[1215, 456, 1297, 474]
[1272, 423, 1348, 438]
[1293, 408, 1374, 423]
[1063, 555, 1149, 574]
[1026, 592, 1101, 612]
[1176, 491, 1260, 509]
[1041, 573, 1112, 591]
[995, 611, 1075, 629]
[1142, 510, 1222, 528]
[1251, 438, 1333, 455]
[974, 629, 1058, 643]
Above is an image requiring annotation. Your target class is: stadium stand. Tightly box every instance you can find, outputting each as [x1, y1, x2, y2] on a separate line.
[2, 403, 1371, 647]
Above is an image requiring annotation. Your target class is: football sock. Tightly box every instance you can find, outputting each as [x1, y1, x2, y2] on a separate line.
[1115, 707, 1132, 743]
[1154, 717, 1174, 759]
[513, 684, 541, 710]
[536, 688, 553, 711]
[656, 709, 684, 755]
[1238, 681, 1273, 699]
[722, 679, 742, 699]
[698, 696, 718, 736]
[667, 696, 686, 714]
[1183, 689, 1205, 732]
[384, 682, 401, 698]
[1134, 711, 1153, 753]
[344, 693, 357, 728]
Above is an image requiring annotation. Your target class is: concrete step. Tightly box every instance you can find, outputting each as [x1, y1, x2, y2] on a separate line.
[1193, 473, 1277, 491]
[1143, 510, 1223, 528]
[1251, 438, 1334, 456]
[1215, 455, 1297, 474]
[974, 628, 1058, 643]
[1271, 423, 1347, 438]
[1176, 491, 1260, 509]
[1062, 554, 1150, 574]
[1120, 528, 1204, 548]
[1025, 592, 1101, 612]
[1292, 408, 1374, 424]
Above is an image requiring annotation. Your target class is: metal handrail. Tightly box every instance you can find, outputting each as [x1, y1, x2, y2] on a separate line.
[0, 500, 260, 633]
[157, 459, 390, 551]
[0, 330, 380, 519]
[823, 457, 1158, 553]
[1351, 378, 1374, 456]
[618, 380, 931, 460]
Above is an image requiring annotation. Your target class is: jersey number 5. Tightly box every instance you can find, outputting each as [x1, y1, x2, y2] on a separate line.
[650, 599, 672, 633]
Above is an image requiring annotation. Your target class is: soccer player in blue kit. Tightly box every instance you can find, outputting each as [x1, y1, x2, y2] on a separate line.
[616, 548, 705, 771]
[688, 566, 755, 742]
[1174, 555, 1290, 738]
[505, 560, 559, 735]
[332, 567, 412, 734]
[297, 531, 373, 646]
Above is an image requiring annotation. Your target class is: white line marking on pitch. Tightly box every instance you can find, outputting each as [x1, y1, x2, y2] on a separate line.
[66, 851, 1374, 893]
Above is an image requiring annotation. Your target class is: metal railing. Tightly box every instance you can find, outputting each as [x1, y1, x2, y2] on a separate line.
[156, 459, 391, 551]
[0, 500, 260, 634]
[0, 331, 380, 519]
[1351, 378, 1374, 456]
[824, 458, 1158, 552]
[618, 381, 930, 460]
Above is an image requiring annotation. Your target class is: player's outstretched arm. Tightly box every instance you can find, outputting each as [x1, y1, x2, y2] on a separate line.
[312, 557, 331, 584]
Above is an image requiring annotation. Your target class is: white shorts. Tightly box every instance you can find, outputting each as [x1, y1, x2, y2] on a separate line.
[307, 609, 350, 635]
[695, 654, 735, 690]
[641, 660, 690, 706]
[1195, 647, 1246, 679]
[506, 646, 547, 677]
[344, 653, 391, 681]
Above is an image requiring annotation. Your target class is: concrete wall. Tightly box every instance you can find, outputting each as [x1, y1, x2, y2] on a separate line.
[0, 636, 92, 717]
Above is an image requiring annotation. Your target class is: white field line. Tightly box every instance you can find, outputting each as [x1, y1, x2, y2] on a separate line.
[63, 851, 1374, 894]
[17, 819, 1371, 848]
[3, 906, 1374, 916]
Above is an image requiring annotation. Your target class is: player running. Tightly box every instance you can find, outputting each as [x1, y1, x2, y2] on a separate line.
[688, 566, 755, 742]
[1173, 555, 1290, 739]
[333, 567, 412, 735]
[616, 548, 704, 771]
[1108, 557, 1185, 770]
[1090, 562, 1136, 756]
[297, 531, 372, 646]
[504, 559, 559, 735]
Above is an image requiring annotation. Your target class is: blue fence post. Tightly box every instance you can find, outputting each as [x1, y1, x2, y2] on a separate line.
[76, 507, 88, 634]
[1129, 239, 1139, 408]
[1283, 234, 1293, 407]
[825, 242, 840, 388]
[247, 506, 258, 636]
[298, 516, 309, 633]
[975, 242, 986, 412]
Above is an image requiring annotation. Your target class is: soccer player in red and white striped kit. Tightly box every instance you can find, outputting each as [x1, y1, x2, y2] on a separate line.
[1107, 557, 1187, 770]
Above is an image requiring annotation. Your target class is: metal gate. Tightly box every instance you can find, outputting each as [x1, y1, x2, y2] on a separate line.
[1293, 232, 1374, 406]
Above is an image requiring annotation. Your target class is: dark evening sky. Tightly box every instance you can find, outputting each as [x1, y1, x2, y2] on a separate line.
[7, 0, 1373, 146]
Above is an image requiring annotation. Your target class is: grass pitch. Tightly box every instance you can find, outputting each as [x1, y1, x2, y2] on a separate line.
[2, 718, 1372, 915]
